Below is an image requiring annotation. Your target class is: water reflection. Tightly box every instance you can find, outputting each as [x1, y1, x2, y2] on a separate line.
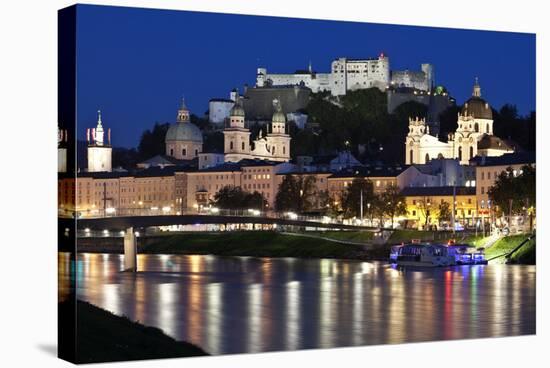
[65, 253, 536, 355]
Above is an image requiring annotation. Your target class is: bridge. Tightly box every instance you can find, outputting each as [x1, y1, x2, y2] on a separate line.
[60, 209, 379, 272]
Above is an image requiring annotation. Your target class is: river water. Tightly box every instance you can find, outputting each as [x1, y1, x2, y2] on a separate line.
[59, 253, 536, 355]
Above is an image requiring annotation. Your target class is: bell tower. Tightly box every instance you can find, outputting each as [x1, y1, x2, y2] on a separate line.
[177, 97, 190, 123]
[405, 117, 426, 164]
[265, 99, 291, 162]
[223, 98, 252, 162]
[87, 110, 112, 172]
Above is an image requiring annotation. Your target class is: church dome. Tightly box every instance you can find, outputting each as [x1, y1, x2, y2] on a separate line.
[461, 97, 493, 120]
[230, 102, 245, 117]
[272, 103, 286, 123]
[165, 121, 203, 143]
[461, 78, 493, 120]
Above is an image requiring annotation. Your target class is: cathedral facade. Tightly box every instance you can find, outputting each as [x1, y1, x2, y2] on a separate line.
[405, 80, 515, 165]
[223, 98, 291, 163]
[165, 96, 291, 164]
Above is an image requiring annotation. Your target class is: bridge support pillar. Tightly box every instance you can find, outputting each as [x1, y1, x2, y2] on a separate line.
[123, 227, 137, 272]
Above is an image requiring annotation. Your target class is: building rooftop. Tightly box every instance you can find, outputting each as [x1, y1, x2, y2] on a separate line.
[469, 151, 536, 167]
[209, 98, 235, 103]
[477, 134, 517, 151]
[329, 165, 407, 179]
[138, 154, 195, 167]
[78, 164, 192, 179]
[192, 158, 283, 173]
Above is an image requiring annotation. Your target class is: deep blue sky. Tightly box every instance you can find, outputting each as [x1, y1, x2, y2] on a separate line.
[76, 4, 536, 148]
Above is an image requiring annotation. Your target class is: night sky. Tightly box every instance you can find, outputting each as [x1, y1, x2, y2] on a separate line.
[75, 4, 536, 148]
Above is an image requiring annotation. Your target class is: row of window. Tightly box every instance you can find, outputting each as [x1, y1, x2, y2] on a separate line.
[244, 183, 270, 190]
[411, 198, 473, 206]
[169, 148, 199, 157]
[410, 209, 474, 217]
[480, 169, 522, 181]
[243, 174, 271, 180]
[335, 179, 394, 188]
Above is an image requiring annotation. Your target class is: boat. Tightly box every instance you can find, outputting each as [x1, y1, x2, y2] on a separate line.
[447, 243, 488, 265]
[389, 242, 488, 266]
[391, 243, 456, 267]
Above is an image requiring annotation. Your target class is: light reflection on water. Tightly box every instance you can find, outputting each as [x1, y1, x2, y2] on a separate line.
[58, 252, 536, 355]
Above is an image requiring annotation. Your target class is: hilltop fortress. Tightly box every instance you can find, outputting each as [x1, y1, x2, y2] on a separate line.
[256, 53, 434, 96]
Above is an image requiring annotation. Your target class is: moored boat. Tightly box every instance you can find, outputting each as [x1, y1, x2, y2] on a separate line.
[393, 243, 455, 267]
[389, 242, 488, 266]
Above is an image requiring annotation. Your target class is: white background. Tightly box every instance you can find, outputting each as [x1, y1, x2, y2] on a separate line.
[0, 0, 547, 367]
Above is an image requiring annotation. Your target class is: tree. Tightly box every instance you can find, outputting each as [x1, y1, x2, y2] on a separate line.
[417, 196, 437, 228]
[380, 184, 407, 228]
[190, 114, 210, 131]
[211, 186, 248, 210]
[246, 191, 269, 210]
[275, 174, 317, 213]
[211, 186, 268, 211]
[438, 105, 461, 141]
[488, 165, 536, 217]
[112, 147, 139, 169]
[371, 194, 386, 227]
[341, 88, 388, 123]
[137, 122, 170, 160]
[341, 178, 375, 218]
[438, 201, 452, 227]
[318, 190, 340, 217]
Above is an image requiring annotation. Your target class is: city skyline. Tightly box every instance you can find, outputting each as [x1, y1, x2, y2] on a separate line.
[76, 4, 535, 148]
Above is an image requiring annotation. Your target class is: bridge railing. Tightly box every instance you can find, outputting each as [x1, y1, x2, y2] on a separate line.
[61, 206, 367, 227]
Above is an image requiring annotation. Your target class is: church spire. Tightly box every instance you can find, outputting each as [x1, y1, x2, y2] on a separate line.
[94, 110, 105, 146]
[472, 77, 481, 97]
[180, 96, 187, 110]
[177, 96, 190, 123]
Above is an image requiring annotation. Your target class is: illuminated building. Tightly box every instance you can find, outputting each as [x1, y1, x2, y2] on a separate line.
[405, 79, 516, 165]
[86, 110, 112, 172]
[401, 186, 477, 229]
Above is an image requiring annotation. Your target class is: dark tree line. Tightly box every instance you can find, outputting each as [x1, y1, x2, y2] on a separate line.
[275, 175, 319, 213]
[211, 186, 268, 210]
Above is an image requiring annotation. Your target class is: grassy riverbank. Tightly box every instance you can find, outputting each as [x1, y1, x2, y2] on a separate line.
[141, 231, 388, 260]
[63, 300, 207, 363]
[307, 230, 374, 243]
[485, 234, 536, 264]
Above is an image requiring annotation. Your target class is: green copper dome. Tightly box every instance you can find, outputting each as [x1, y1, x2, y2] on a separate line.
[230, 102, 245, 117]
[165, 121, 203, 143]
[272, 102, 286, 123]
